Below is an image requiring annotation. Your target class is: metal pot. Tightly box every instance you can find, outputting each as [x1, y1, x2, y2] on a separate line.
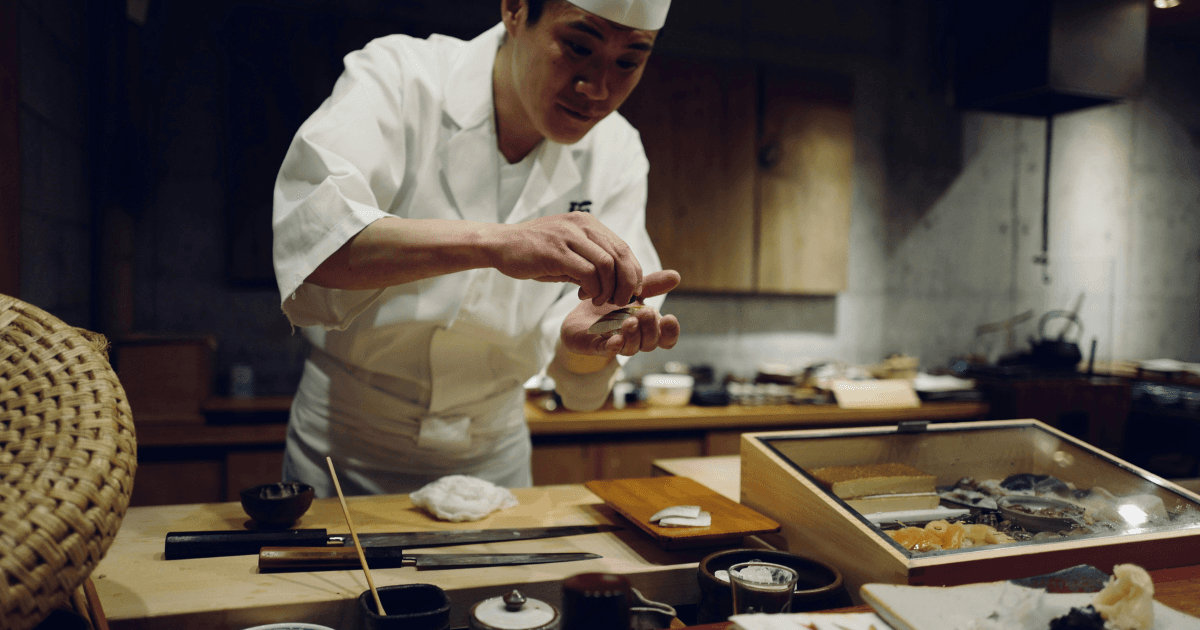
[1029, 310, 1083, 370]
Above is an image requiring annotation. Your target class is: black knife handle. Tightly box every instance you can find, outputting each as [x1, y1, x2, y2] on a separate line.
[165, 529, 330, 560]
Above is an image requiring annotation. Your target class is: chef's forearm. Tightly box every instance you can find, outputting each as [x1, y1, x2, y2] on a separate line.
[305, 216, 493, 290]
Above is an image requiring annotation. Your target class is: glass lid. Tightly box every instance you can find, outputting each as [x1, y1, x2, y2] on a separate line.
[756, 421, 1200, 558]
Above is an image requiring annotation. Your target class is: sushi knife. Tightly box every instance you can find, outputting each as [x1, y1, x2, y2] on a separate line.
[164, 523, 622, 560]
[258, 546, 602, 572]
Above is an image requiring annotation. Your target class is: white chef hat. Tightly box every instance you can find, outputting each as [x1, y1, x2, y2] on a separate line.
[565, 0, 671, 30]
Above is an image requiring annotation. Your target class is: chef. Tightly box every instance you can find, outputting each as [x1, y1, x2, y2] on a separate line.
[272, 0, 679, 497]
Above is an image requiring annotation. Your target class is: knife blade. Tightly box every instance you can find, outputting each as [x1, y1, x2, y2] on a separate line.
[258, 546, 602, 572]
[164, 524, 621, 560]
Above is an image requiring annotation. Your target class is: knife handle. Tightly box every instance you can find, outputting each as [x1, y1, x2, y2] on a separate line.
[259, 546, 410, 572]
[164, 529, 330, 560]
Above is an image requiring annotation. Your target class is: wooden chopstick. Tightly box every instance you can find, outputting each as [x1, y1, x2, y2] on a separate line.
[326, 457, 386, 616]
[83, 577, 110, 630]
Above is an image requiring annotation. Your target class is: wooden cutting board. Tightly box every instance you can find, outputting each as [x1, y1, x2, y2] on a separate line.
[585, 476, 781, 550]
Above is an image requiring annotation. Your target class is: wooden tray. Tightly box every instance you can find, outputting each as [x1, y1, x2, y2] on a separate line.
[585, 476, 781, 550]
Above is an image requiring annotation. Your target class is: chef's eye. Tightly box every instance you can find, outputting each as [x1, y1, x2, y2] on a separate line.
[617, 60, 639, 70]
[564, 40, 591, 56]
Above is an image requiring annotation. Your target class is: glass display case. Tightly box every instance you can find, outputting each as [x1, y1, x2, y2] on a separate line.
[740, 419, 1200, 600]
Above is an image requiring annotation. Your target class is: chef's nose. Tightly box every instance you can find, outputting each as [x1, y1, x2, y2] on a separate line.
[575, 68, 609, 101]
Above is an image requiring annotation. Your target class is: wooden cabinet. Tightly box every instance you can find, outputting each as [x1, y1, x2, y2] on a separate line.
[619, 56, 854, 294]
[756, 67, 854, 293]
[620, 55, 758, 292]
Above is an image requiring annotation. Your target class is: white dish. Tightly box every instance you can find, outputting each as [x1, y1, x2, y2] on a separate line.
[861, 582, 1199, 630]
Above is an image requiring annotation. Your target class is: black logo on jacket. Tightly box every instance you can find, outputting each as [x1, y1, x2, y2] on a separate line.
[568, 201, 592, 213]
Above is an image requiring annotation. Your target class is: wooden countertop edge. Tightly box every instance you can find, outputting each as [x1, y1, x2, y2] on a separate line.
[135, 399, 986, 446]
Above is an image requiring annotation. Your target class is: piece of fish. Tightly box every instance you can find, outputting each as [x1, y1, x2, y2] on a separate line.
[587, 304, 645, 336]
[649, 505, 702, 522]
[658, 511, 711, 528]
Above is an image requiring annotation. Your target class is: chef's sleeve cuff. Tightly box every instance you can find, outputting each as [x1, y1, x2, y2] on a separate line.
[546, 352, 621, 412]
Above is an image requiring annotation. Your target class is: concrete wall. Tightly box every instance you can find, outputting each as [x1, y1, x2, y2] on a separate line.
[881, 36, 1200, 371]
[18, 0, 92, 328]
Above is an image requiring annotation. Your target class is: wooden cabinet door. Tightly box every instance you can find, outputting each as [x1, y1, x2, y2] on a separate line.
[619, 55, 758, 292]
[756, 68, 854, 294]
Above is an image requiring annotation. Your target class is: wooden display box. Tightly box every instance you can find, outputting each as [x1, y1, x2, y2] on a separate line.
[740, 419, 1200, 601]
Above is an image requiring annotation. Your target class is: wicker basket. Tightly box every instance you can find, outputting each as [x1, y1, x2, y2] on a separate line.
[0, 294, 137, 630]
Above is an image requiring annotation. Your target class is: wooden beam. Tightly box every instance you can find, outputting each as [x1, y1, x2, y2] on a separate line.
[0, 0, 19, 297]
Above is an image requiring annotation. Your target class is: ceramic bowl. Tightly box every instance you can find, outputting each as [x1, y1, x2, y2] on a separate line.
[997, 495, 1085, 532]
[642, 374, 694, 407]
[695, 548, 851, 624]
[239, 482, 315, 528]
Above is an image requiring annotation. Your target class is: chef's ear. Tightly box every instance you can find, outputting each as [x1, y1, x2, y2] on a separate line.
[501, 0, 526, 33]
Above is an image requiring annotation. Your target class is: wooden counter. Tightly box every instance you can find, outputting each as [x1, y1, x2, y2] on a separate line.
[131, 399, 988, 507]
[524, 400, 989, 435]
[96, 484, 726, 630]
[527, 400, 987, 485]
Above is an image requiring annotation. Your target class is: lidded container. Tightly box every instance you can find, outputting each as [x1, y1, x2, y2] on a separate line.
[739, 419, 1200, 599]
[469, 590, 560, 630]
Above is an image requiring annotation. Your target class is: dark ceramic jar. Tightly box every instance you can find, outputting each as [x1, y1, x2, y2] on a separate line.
[359, 583, 451, 630]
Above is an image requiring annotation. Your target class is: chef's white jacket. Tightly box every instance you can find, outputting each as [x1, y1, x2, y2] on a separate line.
[271, 23, 664, 496]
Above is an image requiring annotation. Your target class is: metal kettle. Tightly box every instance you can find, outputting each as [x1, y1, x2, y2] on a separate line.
[1028, 310, 1083, 370]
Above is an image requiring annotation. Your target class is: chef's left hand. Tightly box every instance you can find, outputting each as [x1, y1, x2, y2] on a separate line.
[561, 270, 682, 357]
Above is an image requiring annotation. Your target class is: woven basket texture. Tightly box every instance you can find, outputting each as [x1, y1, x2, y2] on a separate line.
[0, 294, 137, 630]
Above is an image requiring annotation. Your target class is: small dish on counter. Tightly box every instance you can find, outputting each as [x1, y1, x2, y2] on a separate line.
[642, 374, 694, 407]
[240, 482, 315, 528]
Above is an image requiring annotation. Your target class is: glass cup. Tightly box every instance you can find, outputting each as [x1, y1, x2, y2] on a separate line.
[728, 561, 799, 615]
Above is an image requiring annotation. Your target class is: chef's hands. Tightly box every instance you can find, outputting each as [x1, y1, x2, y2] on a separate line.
[561, 270, 682, 358]
[485, 212, 643, 306]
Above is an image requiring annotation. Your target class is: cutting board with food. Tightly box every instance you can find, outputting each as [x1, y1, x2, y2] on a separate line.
[585, 476, 781, 550]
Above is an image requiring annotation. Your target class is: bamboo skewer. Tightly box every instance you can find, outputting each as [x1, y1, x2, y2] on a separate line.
[326, 456, 386, 616]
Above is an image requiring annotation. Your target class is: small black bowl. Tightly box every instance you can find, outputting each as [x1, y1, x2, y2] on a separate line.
[359, 583, 451, 630]
[696, 548, 851, 624]
[239, 482, 315, 528]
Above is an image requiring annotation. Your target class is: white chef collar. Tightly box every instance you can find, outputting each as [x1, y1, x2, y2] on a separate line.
[564, 0, 670, 30]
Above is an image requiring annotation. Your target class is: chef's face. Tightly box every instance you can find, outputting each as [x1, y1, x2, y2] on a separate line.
[504, 0, 656, 144]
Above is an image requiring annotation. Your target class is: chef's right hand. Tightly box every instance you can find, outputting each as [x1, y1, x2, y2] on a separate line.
[483, 212, 643, 306]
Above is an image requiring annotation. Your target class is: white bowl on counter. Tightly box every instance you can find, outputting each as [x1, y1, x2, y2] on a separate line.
[642, 374, 694, 407]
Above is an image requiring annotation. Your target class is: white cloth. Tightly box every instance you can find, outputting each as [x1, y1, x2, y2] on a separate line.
[729, 613, 888, 630]
[272, 23, 663, 496]
[409, 475, 519, 522]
